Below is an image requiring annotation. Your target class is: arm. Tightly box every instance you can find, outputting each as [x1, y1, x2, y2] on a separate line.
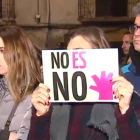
[116, 101, 140, 140]
[112, 77, 140, 140]
[27, 106, 52, 140]
[27, 83, 51, 140]
[16, 102, 32, 140]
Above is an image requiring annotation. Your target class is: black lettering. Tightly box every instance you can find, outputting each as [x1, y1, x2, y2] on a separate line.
[53, 72, 69, 100]
[61, 52, 69, 68]
[51, 52, 60, 68]
[72, 71, 87, 101]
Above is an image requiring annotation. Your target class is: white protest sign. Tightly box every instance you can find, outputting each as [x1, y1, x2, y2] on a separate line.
[42, 49, 119, 103]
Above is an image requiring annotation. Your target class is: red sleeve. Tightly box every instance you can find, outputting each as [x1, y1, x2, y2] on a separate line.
[28, 106, 52, 140]
[115, 104, 140, 140]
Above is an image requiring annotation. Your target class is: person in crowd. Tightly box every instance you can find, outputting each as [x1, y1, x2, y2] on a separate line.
[0, 26, 42, 140]
[122, 32, 133, 56]
[121, 32, 133, 66]
[116, 2, 140, 140]
[122, 2, 140, 94]
[28, 27, 134, 140]
[54, 42, 66, 50]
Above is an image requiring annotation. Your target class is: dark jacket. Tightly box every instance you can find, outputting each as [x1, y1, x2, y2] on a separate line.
[119, 63, 140, 140]
[116, 93, 140, 140]
[28, 103, 119, 140]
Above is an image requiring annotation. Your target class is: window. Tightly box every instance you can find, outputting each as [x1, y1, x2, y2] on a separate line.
[96, 0, 128, 17]
[78, 0, 139, 22]
[1, 0, 15, 22]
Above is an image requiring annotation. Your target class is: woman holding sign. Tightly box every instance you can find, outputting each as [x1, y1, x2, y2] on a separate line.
[0, 26, 42, 140]
[28, 27, 135, 140]
[116, 1, 140, 139]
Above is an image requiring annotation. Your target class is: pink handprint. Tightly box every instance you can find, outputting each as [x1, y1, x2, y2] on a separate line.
[89, 71, 115, 100]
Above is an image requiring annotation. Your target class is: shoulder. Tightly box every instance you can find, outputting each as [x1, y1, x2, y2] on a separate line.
[121, 63, 131, 74]
[18, 94, 32, 110]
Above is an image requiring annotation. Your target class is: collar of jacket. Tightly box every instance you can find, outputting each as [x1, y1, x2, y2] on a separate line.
[0, 77, 8, 91]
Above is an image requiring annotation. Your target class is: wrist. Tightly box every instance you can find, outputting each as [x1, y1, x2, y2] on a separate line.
[36, 111, 44, 117]
[119, 106, 129, 114]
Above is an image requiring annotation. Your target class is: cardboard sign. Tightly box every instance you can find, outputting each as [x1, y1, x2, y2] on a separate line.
[42, 49, 119, 103]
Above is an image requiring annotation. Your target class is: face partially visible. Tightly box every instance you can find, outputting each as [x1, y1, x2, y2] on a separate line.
[122, 34, 133, 55]
[0, 37, 8, 75]
[67, 36, 93, 50]
[40, 66, 43, 77]
[133, 15, 140, 52]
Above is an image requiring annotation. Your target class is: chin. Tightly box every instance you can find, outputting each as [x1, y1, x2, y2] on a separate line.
[124, 52, 129, 55]
[134, 44, 140, 52]
[0, 70, 7, 76]
[0, 73, 6, 76]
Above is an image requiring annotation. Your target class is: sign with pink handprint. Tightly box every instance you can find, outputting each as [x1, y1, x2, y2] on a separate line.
[42, 49, 119, 102]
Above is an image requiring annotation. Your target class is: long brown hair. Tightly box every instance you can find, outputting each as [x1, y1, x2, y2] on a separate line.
[69, 27, 110, 49]
[0, 26, 42, 103]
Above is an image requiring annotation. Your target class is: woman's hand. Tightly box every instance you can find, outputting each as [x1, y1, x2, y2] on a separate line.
[112, 76, 134, 114]
[31, 83, 51, 116]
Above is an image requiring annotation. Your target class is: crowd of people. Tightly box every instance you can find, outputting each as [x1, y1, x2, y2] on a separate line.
[1, 2, 140, 140]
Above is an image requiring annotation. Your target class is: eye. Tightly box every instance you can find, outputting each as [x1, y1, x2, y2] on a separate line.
[134, 25, 138, 31]
[0, 49, 4, 53]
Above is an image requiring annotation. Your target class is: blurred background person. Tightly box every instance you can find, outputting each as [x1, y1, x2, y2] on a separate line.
[121, 32, 133, 66]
